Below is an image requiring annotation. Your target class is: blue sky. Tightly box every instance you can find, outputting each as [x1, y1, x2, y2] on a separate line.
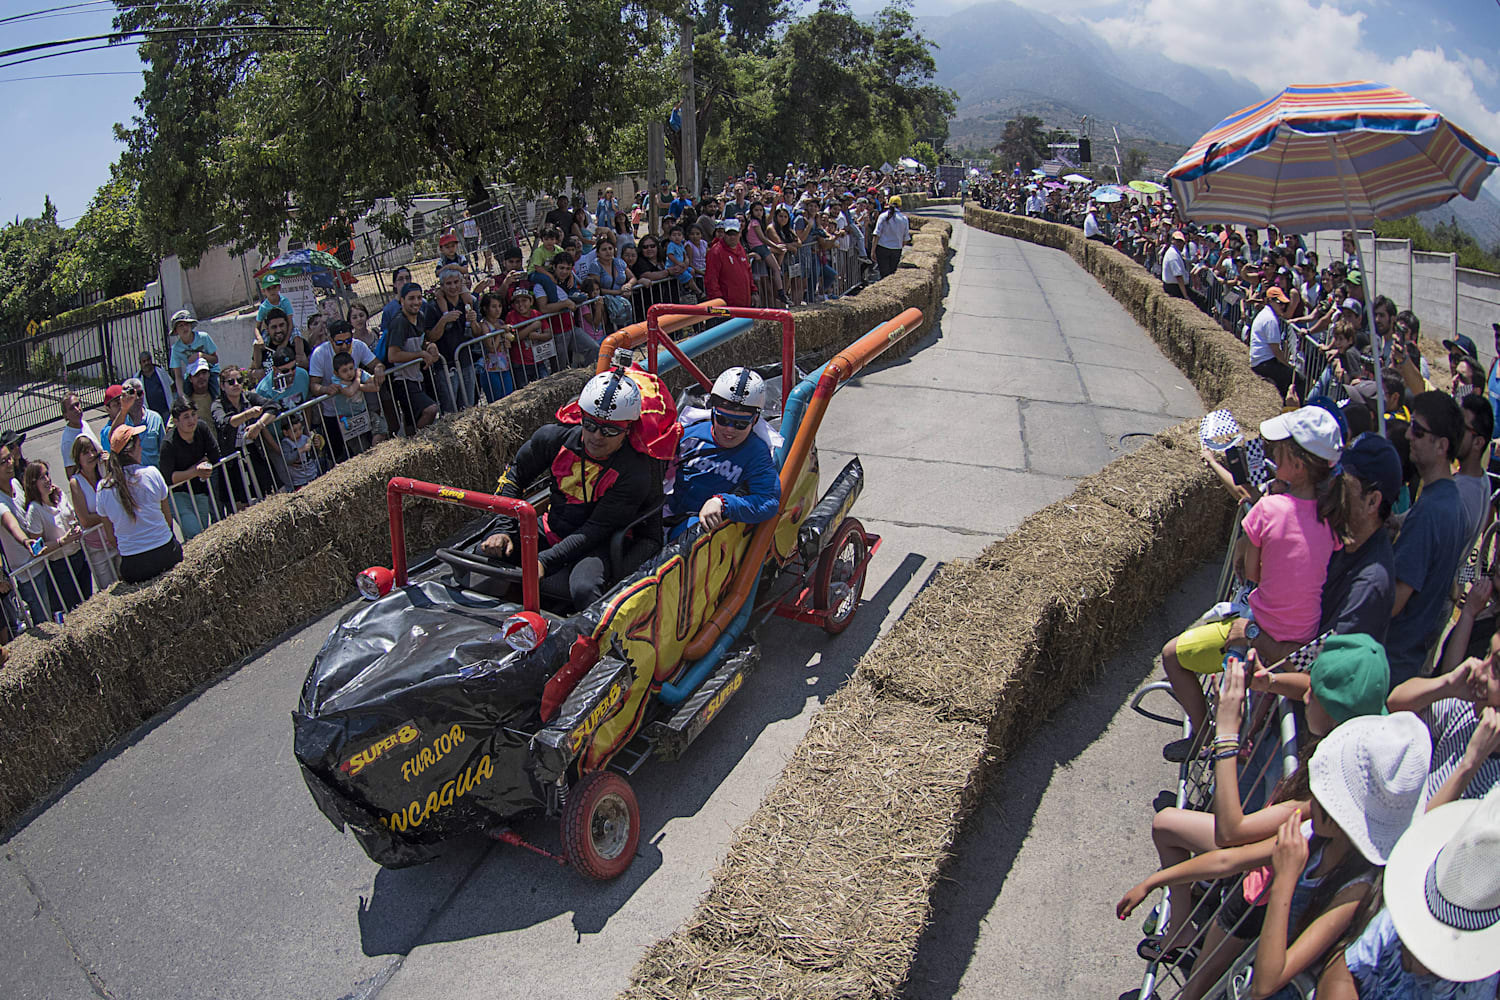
[4, 0, 1499, 224]
[1, 3, 144, 224]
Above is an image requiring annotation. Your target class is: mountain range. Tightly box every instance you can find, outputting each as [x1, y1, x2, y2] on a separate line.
[920, 0, 1500, 249]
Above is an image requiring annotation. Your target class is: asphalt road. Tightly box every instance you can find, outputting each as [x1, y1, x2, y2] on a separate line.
[903, 562, 1214, 1000]
[1, 207, 1203, 1000]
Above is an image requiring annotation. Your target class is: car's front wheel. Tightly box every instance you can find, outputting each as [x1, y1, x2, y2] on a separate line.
[560, 770, 640, 880]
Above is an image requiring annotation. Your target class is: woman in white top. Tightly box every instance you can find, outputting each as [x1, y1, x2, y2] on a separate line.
[20, 460, 91, 612]
[96, 424, 181, 584]
[0, 501, 49, 624]
[68, 435, 120, 587]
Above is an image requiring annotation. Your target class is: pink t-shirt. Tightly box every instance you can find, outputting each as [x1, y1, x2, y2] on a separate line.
[1241, 492, 1338, 644]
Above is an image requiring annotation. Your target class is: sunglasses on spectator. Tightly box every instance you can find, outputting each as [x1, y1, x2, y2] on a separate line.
[712, 408, 754, 430]
[225, 376, 241, 385]
[333, 336, 354, 346]
[1408, 421, 1434, 440]
[580, 416, 625, 438]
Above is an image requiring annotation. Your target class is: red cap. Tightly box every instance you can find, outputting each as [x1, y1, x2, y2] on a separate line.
[439, 233, 459, 245]
[104, 385, 124, 402]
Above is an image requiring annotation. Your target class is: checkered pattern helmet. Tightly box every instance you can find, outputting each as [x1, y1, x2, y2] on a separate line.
[579, 369, 641, 423]
[711, 367, 765, 411]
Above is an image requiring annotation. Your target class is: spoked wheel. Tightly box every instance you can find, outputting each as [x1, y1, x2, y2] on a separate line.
[560, 770, 640, 880]
[812, 517, 868, 635]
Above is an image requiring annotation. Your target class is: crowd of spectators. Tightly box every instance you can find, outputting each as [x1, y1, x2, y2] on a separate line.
[0, 164, 927, 632]
[1109, 388, 1500, 997]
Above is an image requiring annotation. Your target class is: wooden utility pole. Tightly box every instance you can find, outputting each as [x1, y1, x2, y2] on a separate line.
[680, 18, 699, 198]
[647, 8, 665, 235]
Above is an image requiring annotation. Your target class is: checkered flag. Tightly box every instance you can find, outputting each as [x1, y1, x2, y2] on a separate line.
[1200, 409, 1242, 450]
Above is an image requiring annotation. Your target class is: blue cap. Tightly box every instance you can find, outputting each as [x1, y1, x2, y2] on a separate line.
[1443, 334, 1478, 360]
[1305, 394, 1349, 443]
[1341, 433, 1403, 506]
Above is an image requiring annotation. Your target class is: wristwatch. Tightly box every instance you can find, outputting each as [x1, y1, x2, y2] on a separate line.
[1244, 622, 1261, 641]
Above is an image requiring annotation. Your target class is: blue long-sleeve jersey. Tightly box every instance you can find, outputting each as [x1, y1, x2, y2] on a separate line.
[668, 420, 780, 538]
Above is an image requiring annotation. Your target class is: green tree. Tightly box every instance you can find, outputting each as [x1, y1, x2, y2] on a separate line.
[116, 0, 672, 263]
[751, 1, 952, 170]
[53, 162, 156, 300]
[1373, 216, 1500, 275]
[1122, 148, 1149, 183]
[993, 115, 1048, 174]
[0, 198, 70, 336]
[908, 140, 937, 169]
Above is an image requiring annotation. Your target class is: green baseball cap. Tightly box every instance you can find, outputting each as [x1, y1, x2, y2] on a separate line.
[1310, 633, 1390, 725]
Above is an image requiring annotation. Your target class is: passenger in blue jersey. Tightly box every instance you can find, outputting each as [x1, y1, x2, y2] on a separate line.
[668, 367, 780, 540]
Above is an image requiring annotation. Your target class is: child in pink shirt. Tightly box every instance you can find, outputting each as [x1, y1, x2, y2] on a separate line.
[1162, 406, 1348, 735]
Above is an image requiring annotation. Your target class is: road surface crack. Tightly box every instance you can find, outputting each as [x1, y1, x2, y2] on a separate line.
[5, 848, 118, 1000]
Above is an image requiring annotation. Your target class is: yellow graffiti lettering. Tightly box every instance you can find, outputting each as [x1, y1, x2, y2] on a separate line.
[583, 525, 749, 770]
[342, 722, 420, 776]
[381, 754, 494, 830]
[702, 671, 745, 726]
[566, 679, 626, 753]
[401, 724, 467, 783]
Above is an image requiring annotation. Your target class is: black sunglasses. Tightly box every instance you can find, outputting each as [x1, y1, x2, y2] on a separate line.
[1408, 421, 1433, 440]
[712, 407, 754, 430]
[580, 416, 625, 438]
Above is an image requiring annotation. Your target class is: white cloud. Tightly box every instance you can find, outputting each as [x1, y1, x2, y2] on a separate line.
[1084, 0, 1500, 195]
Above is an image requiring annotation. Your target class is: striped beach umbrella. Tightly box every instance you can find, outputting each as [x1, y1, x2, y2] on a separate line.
[1165, 81, 1498, 233]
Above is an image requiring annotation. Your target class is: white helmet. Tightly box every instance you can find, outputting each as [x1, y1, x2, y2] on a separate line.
[579, 369, 642, 423]
[711, 367, 766, 411]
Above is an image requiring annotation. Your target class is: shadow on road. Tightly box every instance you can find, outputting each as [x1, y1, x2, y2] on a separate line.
[897, 561, 1209, 1000]
[355, 550, 929, 954]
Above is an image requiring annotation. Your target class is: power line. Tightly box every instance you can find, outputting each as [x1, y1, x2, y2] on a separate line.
[0, 1, 286, 27]
[0, 26, 317, 72]
[0, 69, 142, 82]
[0, 1, 115, 27]
[0, 24, 313, 62]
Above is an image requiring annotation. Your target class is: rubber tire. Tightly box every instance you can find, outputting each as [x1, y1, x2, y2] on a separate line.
[812, 517, 868, 635]
[560, 770, 640, 880]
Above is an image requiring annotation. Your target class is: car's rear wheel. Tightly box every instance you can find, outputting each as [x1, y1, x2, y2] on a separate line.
[560, 770, 639, 880]
[813, 517, 868, 635]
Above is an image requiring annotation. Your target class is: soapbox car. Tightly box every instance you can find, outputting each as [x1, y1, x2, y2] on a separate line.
[293, 304, 923, 877]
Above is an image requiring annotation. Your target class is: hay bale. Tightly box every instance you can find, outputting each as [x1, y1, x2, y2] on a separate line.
[0, 372, 594, 832]
[619, 207, 1272, 1000]
[0, 243, 949, 833]
[623, 677, 987, 1000]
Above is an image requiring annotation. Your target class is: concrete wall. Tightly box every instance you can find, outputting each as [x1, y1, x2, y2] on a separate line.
[1457, 267, 1500, 356]
[1413, 250, 1459, 342]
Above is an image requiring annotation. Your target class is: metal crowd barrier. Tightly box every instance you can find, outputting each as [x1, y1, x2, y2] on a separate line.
[3, 522, 115, 628]
[1136, 679, 1304, 1000]
[1, 288, 726, 639]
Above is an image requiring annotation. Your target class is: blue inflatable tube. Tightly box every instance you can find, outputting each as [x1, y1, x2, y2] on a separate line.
[652, 318, 754, 375]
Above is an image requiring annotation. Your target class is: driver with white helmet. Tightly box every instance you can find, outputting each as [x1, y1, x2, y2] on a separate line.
[480, 367, 664, 610]
[667, 367, 781, 540]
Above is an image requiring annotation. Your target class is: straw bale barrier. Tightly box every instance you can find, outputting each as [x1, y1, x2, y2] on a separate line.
[0, 222, 953, 834]
[620, 207, 1281, 999]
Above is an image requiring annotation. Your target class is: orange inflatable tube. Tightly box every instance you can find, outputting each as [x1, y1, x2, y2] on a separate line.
[595, 300, 726, 373]
[684, 307, 925, 658]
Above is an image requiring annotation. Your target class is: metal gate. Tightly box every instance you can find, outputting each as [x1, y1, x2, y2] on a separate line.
[0, 300, 167, 432]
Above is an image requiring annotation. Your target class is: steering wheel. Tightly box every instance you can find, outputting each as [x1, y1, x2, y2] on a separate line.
[436, 544, 527, 583]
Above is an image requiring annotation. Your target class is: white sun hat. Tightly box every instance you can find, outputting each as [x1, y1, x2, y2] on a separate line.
[1260, 405, 1344, 464]
[1385, 788, 1500, 983]
[1308, 711, 1431, 865]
